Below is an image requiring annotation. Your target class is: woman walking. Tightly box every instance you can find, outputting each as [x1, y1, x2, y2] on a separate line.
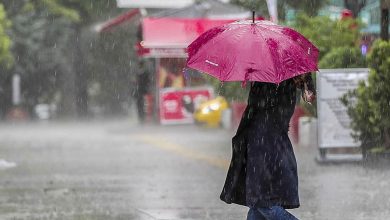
[220, 74, 315, 220]
[185, 16, 319, 219]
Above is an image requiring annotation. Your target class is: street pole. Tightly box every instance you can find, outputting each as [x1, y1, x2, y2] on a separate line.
[266, 0, 278, 23]
[12, 74, 21, 106]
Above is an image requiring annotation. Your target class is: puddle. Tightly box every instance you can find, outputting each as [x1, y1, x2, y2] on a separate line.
[0, 159, 17, 170]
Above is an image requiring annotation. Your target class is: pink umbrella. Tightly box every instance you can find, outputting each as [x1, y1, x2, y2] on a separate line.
[186, 19, 319, 84]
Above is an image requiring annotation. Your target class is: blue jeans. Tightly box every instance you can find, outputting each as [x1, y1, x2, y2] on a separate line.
[246, 206, 299, 220]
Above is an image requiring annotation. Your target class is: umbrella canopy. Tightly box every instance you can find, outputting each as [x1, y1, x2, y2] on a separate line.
[186, 20, 319, 84]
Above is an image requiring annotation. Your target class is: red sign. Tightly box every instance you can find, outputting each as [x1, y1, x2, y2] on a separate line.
[160, 88, 213, 124]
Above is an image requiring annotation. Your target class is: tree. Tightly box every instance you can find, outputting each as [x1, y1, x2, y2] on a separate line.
[292, 13, 361, 60]
[55, 0, 118, 117]
[231, 0, 328, 20]
[0, 3, 12, 118]
[342, 40, 390, 154]
[1, 0, 78, 116]
[0, 4, 12, 68]
[381, 0, 390, 40]
[206, 77, 249, 102]
[319, 46, 366, 69]
[88, 25, 139, 115]
[287, 0, 329, 17]
[230, 0, 290, 20]
[1, 0, 124, 117]
[0, 0, 141, 118]
[230, 0, 268, 16]
[344, 0, 366, 17]
[292, 14, 365, 118]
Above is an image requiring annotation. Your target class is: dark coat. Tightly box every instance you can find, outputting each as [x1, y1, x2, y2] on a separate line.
[220, 79, 300, 209]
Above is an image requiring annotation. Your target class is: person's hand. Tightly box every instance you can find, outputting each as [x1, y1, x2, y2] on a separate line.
[303, 89, 316, 104]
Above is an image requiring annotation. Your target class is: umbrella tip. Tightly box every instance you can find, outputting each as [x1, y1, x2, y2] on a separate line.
[252, 11, 255, 23]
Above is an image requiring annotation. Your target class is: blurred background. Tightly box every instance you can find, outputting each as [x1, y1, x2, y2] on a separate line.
[0, 0, 390, 219]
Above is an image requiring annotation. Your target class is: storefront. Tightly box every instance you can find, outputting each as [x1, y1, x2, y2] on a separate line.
[137, 17, 235, 124]
[99, 0, 250, 124]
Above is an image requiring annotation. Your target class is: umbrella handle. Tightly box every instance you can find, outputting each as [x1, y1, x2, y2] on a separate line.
[252, 11, 255, 23]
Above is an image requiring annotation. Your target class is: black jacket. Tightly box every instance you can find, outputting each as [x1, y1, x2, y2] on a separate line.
[220, 79, 299, 209]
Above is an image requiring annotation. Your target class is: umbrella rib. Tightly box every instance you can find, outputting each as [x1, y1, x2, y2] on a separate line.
[258, 24, 317, 60]
[274, 29, 318, 75]
[257, 24, 317, 81]
[207, 25, 245, 81]
[254, 26, 278, 83]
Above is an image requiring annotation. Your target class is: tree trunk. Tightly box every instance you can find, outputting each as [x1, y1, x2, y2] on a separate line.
[381, 7, 389, 40]
[58, 26, 84, 118]
[0, 74, 13, 119]
[384, 129, 390, 150]
[74, 26, 89, 117]
[58, 57, 77, 117]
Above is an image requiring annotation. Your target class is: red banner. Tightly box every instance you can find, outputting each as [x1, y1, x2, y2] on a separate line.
[159, 88, 213, 124]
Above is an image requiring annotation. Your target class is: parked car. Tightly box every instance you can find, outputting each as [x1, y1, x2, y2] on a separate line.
[194, 96, 229, 127]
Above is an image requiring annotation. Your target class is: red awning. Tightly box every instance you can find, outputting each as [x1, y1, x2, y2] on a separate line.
[139, 17, 236, 57]
[98, 9, 140, 32]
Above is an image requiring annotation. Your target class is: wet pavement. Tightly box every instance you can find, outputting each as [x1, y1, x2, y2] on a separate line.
[0, 119, 389, 220]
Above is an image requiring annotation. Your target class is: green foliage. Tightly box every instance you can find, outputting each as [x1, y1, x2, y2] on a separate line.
[41, 0, 80, 21]
[292, 14, 366, 118]
[4, 1, 75, 111]
[58, 0, 117, 24]
[292, 14, 361, 60]
[231, 0, 328, 19]
[341, 40, 390, 153]
[344, 0, 367, 17]
[56, 0, 118, 116]
[230, 0, 269, 17]
[319, 46, 366, 69]
[8, 0, 117, 24]
[205, 76, 249, 102]
[0, 4, 12, 68]
[88, 26, 138, 114]
[21, 0, 80, 21]
[286, 0, 329, 16]
[1, 0, 120, 116]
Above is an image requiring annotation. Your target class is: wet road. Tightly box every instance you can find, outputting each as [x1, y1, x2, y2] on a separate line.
[0, 119, 389, 220]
